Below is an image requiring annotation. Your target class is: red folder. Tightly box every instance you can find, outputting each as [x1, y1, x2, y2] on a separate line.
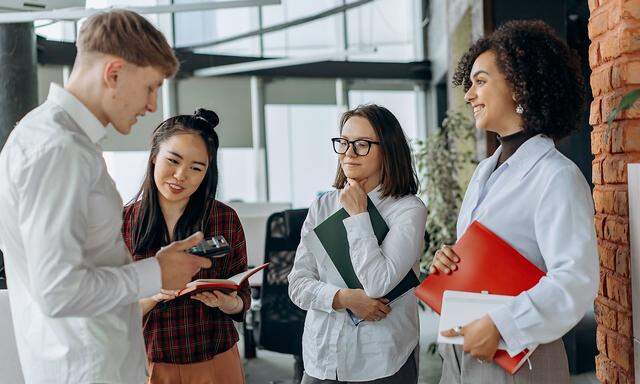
[415, 221, 545, 374]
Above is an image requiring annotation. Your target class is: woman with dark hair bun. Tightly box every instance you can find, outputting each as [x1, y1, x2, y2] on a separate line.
[122, 109, 249, 383]
[430, 20, 598, 383]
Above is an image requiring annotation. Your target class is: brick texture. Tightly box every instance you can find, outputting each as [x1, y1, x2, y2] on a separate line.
[590, 0, 640, 381]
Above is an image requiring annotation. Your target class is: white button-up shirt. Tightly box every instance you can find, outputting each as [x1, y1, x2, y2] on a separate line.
[0, 84, 161, 384]
[456, 134, 599, 354]
[288, 187, 427, 381]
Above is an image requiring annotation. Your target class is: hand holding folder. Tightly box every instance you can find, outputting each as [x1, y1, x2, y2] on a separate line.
[415, 221, 545, 374]
[310, 197, 420, 325]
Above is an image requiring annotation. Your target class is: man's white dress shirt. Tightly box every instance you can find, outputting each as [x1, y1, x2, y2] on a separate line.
[0, 84, 161, 383]
[288, 187, 427, 381]
[456, 134, 599, 354]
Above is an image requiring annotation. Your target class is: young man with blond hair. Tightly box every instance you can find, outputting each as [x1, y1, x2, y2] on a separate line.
[0, 10, 212, 384]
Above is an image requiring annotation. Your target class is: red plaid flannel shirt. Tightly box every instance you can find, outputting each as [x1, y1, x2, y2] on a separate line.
[122, 200, 251, 364]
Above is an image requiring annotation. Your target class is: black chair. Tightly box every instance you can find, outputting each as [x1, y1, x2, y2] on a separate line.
[562, 309, 597, 374]
[244, 208, 308, 382]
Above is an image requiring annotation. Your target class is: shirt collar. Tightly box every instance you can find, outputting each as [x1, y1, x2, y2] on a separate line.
[367, 184, 384, 206]
[502, 134, 555, 180]
[47, 83, 108, 144]
[475, 134, 555, 184]
[474, 146, 501, 185]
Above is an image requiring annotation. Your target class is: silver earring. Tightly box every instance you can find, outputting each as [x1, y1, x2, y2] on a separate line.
[516, 104, 524, 114]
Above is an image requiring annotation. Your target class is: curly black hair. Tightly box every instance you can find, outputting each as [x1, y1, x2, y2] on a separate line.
[452, 20, 586, 140]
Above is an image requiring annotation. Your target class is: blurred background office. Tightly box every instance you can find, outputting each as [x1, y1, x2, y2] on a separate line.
[0, 0, 636, 383]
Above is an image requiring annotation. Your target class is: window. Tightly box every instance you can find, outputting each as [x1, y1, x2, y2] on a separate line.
[102, 151, 149, 203]
[266, 105, 340, 208]
[217, 148, 258, 202]
[174, 0, 260, 56]
[347, 0, 419, 61]
[348, 90, 419, 140]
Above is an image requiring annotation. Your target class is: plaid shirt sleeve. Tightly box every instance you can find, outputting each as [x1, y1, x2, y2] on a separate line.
[225, 209, 251, 322]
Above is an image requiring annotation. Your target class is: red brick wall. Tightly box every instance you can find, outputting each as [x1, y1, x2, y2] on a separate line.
[589, 0, 640, 383]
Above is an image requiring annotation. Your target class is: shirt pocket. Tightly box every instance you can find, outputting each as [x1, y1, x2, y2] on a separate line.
[356, 321, 395, 356]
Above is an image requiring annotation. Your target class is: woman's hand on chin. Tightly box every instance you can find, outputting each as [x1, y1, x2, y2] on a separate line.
[340, 178, 368, 216]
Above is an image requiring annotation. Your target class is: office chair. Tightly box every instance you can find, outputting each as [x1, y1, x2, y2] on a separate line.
[244, 208, 308, 383]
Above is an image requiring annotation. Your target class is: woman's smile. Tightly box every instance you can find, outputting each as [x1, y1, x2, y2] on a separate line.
[166, 182, 185, 194]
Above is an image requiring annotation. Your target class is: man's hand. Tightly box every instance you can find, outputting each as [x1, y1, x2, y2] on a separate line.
[156, 232, 212, 290]
[440, 315, 501, 362]
[333, 288, 390, 322]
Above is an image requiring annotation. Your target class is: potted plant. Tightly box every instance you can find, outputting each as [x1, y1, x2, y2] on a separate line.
[413, 110, 477, 274]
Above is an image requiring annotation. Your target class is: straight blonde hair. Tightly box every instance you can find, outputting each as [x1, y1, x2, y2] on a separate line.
[77, 9, 179, 77]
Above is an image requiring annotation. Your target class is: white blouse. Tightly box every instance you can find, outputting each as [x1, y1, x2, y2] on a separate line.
[288, 187, 427, 381]
[457, 134, 599, 354]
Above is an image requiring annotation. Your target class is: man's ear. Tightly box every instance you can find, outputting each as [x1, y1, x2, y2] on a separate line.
[103, 58, 125, 90]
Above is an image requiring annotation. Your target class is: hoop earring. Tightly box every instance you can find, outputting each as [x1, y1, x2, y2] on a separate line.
[515, 104, 524, 114]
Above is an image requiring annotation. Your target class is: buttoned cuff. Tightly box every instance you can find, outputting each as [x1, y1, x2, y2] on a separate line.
[129, 257, 162, 300]
[315, 283, 342, 313]
[489, 305, 528, 355]
[343, 212, 376, 242]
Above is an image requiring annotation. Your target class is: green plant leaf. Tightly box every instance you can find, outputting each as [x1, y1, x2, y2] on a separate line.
[607, 89, 640, 127]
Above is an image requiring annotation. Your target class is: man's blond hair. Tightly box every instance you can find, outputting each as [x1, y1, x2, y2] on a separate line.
[77, 9, 179, 77]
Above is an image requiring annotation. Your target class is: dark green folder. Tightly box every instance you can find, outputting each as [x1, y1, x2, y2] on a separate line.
[313, 197, 419, 302]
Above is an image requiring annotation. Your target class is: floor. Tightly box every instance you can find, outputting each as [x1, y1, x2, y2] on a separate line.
[239, 309, 599, 384]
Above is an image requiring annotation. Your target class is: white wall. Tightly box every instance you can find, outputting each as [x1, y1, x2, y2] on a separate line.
[178, 76, 253, 148]
[37, 65, 64, 103]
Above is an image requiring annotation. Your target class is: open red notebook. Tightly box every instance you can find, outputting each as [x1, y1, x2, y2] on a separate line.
[415, 221, 545, 374]
[177, 262, 269, 296]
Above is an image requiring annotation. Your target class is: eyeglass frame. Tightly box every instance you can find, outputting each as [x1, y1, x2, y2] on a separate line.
[331, 137, 381, 157]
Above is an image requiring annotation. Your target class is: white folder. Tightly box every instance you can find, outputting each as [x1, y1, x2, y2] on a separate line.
[437, 290, 538, 358]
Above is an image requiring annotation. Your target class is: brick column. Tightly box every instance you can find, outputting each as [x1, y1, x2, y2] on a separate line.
[589, 0, 640, 383]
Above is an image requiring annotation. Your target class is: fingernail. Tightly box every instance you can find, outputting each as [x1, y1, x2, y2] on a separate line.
[454, 257, 460, 262]
[445, 269, 450, 274]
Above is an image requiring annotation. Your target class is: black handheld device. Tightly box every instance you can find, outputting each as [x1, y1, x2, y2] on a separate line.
[187, 235, 230, 259]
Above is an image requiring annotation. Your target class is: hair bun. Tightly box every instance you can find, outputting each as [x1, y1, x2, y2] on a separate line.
[194, 108, 219, 128]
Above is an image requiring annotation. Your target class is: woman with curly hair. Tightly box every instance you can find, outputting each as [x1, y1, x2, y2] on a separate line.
[429, 20, 598, 383]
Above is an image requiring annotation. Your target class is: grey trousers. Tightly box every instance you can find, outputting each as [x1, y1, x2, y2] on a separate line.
[301, 347, 419, 384]
[438, 339, 570, 384]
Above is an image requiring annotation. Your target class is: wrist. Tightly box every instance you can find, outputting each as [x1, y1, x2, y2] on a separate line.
[332, 289, 350, 310]
[222, 296, 243, 314]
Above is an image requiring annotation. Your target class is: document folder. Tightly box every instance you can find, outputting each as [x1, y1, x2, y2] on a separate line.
[416, 220, 545, 374]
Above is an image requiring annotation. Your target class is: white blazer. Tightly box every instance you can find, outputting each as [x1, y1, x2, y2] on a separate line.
[457, 134, 599, 354]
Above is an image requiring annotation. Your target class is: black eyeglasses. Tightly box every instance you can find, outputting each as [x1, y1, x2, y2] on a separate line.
[331, 137, 380, 156]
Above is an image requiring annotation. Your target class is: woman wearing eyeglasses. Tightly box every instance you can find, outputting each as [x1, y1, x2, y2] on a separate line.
[288, 104, 426, 383]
